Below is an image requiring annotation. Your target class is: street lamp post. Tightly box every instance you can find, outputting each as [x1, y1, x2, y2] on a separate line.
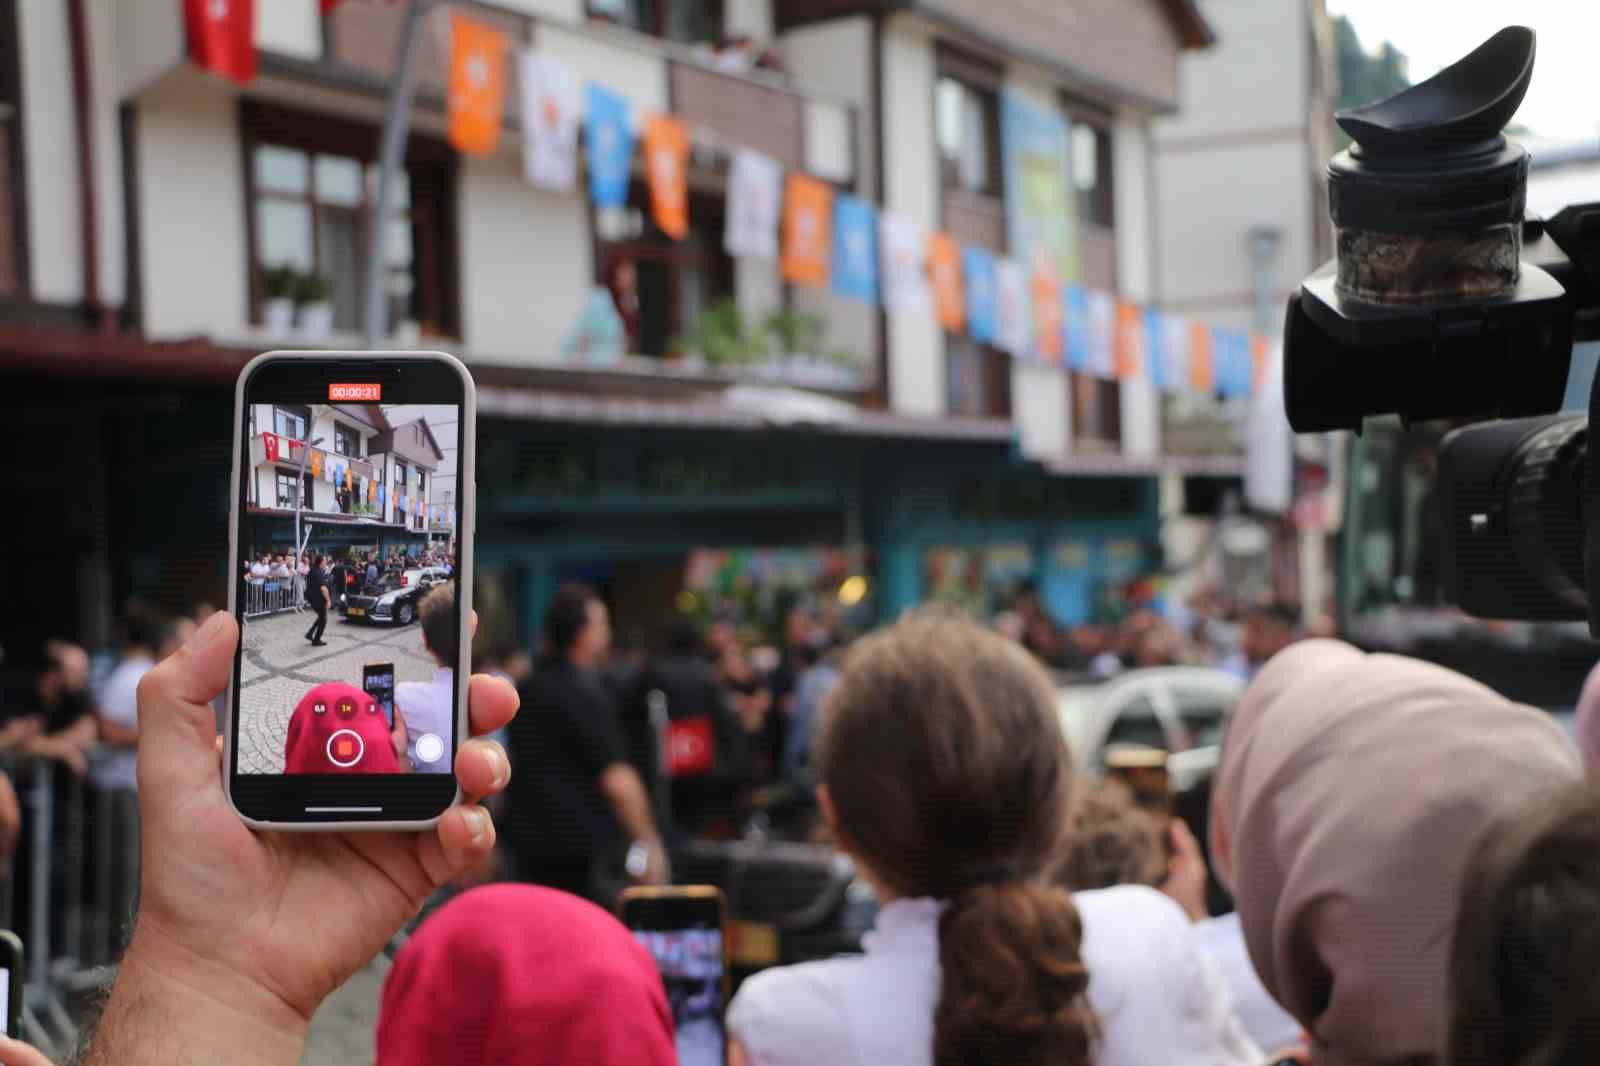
[362, 0, 432, 349]
[294, 435, 326, 560]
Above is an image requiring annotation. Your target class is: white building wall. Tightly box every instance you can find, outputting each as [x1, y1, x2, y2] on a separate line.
[723, 0, 774, 42]
[459, 152, 592, 362]
[256, 0, 322, 61]
[136, 79, 247, 339]
[534, 22, 668, 117]
[880, 18, 942, 418]
[18, 0, 82, 304]
[496, 0, 585, 21]
[782, 17, 874, 194]
[88, 0, 126, 305]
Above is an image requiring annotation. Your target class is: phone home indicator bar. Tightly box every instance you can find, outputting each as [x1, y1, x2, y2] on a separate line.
[304, 806, 384, 813]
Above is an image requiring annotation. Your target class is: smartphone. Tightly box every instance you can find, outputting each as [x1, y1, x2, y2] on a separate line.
[0, 930, 22, 1038]
[620, 886, 729, 1066]
[225, 352, 475, 830]
[363, 663, 397, 728]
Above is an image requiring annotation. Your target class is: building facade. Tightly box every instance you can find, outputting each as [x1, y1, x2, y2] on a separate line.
[2, 0, 1226, 650]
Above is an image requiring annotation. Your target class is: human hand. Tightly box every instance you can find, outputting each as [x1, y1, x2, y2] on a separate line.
[0, 1035, 55, 1066]
[0, 773, 20, 863]
[1159, 817, 1210, 922]
[100, 610, 516, 1060]
[0, 717, 41, 751]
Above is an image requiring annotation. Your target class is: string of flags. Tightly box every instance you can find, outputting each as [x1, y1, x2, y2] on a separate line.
[186, 0, 1275, 399]
[253, 431, 457, 528]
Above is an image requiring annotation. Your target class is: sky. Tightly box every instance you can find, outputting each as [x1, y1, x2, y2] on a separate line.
[1325, 0, 1600, 141]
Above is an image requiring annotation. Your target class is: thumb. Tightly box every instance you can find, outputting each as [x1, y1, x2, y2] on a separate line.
[137, 611, 237, 789]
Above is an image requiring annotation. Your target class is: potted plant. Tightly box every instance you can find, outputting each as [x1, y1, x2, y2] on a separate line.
[262, 264, 298, 335]
[294, 273, 335, 341]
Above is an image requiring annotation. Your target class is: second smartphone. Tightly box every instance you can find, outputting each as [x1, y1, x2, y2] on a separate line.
[224, 351, 475, 830]
[621, 886, 730, 1066]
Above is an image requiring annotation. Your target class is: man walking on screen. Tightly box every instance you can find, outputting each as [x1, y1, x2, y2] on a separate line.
[304, 554, 330, 647]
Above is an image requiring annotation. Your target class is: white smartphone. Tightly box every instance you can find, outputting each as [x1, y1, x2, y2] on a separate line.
[224, 351, 475, 830]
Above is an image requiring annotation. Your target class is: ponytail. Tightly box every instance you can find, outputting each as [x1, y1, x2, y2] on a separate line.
[934, 881, 1096, 1066]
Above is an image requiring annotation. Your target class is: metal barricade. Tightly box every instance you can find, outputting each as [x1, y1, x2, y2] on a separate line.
[242, 577, 304, 620]
[2, 754, 141, 1059]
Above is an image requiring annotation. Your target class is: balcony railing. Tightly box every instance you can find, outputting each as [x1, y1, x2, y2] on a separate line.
[250, 433, 376, 482]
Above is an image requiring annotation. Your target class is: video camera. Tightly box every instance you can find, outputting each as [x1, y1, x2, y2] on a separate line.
[1283, 26, 1600, 630]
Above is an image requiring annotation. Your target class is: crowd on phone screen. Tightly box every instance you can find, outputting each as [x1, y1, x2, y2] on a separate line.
[10, 574, 1600, 1066]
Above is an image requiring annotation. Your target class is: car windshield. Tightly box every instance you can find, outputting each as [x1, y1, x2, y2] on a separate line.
[371, 574, 406, 593]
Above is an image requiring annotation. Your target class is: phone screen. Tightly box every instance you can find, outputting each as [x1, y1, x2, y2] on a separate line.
[363, 663, 397, 728]
[0, 967, 10, 1037]
[624, 895, 727, 1066]
[229, 357, 468, 823]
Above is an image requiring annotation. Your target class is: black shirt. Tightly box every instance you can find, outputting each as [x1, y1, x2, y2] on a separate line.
[304, 568, 326, 607]
[506, 663, 626, 870]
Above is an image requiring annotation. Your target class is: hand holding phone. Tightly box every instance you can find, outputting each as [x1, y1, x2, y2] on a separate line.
[224, 352, 475, 829]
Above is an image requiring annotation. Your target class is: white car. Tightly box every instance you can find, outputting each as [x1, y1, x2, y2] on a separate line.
[1057, 667, 1245, 790]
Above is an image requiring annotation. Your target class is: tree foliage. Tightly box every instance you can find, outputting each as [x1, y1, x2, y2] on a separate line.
[1333, 14, 1411, 113]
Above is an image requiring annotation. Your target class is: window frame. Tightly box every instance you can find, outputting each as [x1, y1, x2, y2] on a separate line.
[1062, 97, 1115, 231]
[240, 100, 460, 339]
[933, 46, 1004, 200]
[274, 466, 313, 511]
[333, 423, 360, 459]
[273, 404, 310, 441]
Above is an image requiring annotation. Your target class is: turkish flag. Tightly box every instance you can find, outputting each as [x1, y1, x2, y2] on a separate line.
[666, 716, 715, 778]
[185, 0, 256, 85]
[262, 432, 280, 463]
[319, 0, 342, 13]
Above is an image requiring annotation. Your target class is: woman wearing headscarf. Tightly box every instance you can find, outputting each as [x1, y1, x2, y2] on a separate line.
[1571, 659, 1600, 770]
[1212, 640, 1580, 1066]
[375, 884, 676, 1066]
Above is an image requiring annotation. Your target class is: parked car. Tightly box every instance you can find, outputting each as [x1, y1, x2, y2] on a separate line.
[1057, 667, 1244, 787]
[341, 567, 449, 626]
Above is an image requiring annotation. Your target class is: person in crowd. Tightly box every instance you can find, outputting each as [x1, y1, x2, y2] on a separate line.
[1445, 779, 1600, 1066]
[283, 681, 402, 774]
[1132, 619, 1185, 669]
[603, 255, 642, 351]
[762, 607, 814, 778]
[269, 554, 292, 585]
[91, 603, 175, 795]
[0, 609, 516, 1066]
[303, 553, 330, 647]
[561, 284, 627, 365]
[624, 617, 744, 838]
[1212, 639, 1580, 1066]
[373, 883, 676, 1066]
[781, 639, 842, 782]
[505, 583, 667, 900]
[1217, 603, 1298, 682]
[727, 610, 1260, 1066]
[365, 554, 380, 593]
[1053, 778, 1169, 892]
[249, 553, 270, 587]
[0, 639, 99, 776]
[1571, 659, 1600, 771]
[394, 586, 458, 775]
[719, 642, 776, 791]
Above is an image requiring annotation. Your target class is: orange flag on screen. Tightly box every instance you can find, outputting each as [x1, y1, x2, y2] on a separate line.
[1114, 302, 1143, 380]
[1251, 333, 1270, 393]
[310, 450, 323, 478]
[781, 174, 833, 287]
[643, 116, 690, 240]
[447, 14, 508, 158]
[1031, 267, 1063, 363]
[1189, 321, 1215, 393]
[927, 233, 965, 333]
[367, 478, 376, 504]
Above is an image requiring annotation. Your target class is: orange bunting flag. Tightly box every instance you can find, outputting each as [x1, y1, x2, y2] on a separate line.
[1031, 267, 1063, 364]
[927, 233, 966, 333]
[310, 450, 323, 478]
[643, 115, 690, 240]
[447, 14, 508, 158]
[781, 174, 834, 288]
[1114, 302, 1143, 380]
[1189, 320, 1215, 394]
[344, 467, 353, 490]
[1251, 333, 1271, 393]
[367, 478, 376, 504]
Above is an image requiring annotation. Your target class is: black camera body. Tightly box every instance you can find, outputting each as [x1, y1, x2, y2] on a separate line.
[1283, 26, 1600, 632]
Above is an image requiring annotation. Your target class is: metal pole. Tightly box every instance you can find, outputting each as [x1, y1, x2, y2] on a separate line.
[363, 0, 432, 349]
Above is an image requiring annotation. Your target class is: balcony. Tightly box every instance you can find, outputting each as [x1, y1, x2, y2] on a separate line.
[249, 433, 377, 483]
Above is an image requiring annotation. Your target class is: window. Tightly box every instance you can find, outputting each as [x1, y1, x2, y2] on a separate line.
[1072, 371, 1122, 450]
[243, 102, 458, 337]
[274, 405, 310, 441]
[588, 0, 723, 43]
[936, 76, 1001, 196]
[396, 461, 409, 487]
[417, 469, 425, 495]
[275, 467, 313, 510]
[333, 424, 360, 458]
[946, 335, 1011, 417]
[1071, 119, 1114, 229]
[596, 185, 733, 359]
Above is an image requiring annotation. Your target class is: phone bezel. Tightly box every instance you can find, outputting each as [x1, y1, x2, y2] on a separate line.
[224, 351, 475, 830]
[0, 929, 22, 1038]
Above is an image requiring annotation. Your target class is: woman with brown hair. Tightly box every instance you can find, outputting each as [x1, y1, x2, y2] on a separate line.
[1445, 779, 1600, 1066]
[727, 609, 1258, 1066]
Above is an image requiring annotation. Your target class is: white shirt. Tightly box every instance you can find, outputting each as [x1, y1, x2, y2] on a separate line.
[1195, 911, 1303, 1054]
[395, 667, 454, 773]
[729, 885, 1260, 1066]
[90, 656, 152, 791]
[249, 562, 269, 584]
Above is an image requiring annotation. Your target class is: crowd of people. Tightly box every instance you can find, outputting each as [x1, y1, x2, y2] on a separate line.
[243, 545, 456, 615]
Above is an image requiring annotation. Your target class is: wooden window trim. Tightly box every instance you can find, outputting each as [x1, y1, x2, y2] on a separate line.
[239, 99, 459, 338]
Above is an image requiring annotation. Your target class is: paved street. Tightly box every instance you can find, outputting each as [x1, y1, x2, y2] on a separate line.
[238, 608, 437, 774]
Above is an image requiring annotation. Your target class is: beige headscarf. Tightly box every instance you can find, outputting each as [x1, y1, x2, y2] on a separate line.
[1213, 640, 1579, 1066]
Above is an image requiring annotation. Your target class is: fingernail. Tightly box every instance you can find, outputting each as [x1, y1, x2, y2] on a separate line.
[185, 611, 229, 653]
[490, 746, 510, 789]
[463, 806, 491, 844]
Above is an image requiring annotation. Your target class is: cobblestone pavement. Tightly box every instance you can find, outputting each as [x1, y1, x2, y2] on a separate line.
[237, 609, 436, 774]
[302, 960, 386, 1065]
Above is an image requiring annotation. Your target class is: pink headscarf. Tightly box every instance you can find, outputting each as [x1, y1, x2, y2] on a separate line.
[1573, 661, 1600, 771]
[376, 885, 676, 1066]
[1214, 640, 1579, 1066]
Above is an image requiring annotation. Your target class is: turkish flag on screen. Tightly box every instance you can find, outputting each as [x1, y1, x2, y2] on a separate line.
[185, 0, 256, 84]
